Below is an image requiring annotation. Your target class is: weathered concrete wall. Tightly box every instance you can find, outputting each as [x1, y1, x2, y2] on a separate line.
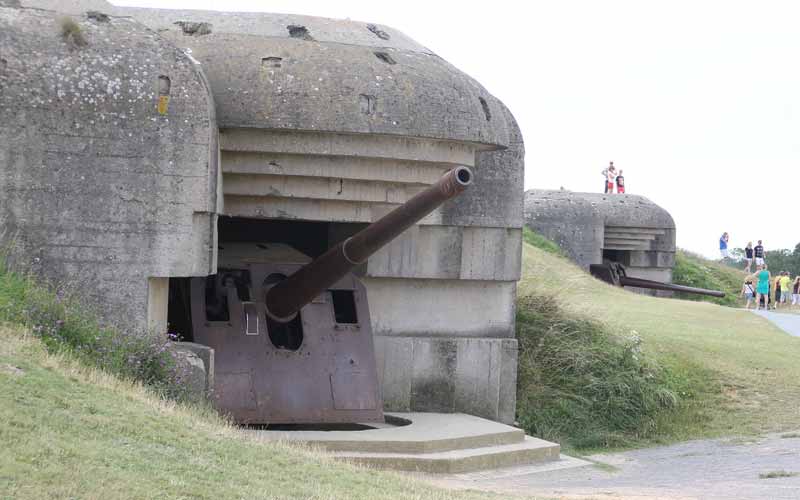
[524, 190, 676, 289]
[0, 6, 219, 332]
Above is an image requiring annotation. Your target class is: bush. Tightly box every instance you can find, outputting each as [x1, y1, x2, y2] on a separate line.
[0, 259, 192, 401]
[515, 294, 682, 449]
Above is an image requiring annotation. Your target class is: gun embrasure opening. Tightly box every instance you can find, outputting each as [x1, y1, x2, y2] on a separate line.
[264, 166, 475, 323]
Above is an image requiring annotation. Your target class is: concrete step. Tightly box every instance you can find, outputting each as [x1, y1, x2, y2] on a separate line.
[248, 413, 526, 453]
[332, 436, 560, 473]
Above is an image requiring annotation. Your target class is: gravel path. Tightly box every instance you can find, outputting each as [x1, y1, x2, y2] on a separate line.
[431, 433, 800, 499]
[751, 310, 800, 337]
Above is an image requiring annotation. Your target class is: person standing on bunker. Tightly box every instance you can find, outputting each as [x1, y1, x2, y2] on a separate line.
[601, 162, 616, 194]
[719, 232, 729, 259]
[754, 240, 765, 267]
[744, 241, 754, 273]
[792, 276, 800, 306]
[755, 264, 770, 311]
[615, 169, 625, 194]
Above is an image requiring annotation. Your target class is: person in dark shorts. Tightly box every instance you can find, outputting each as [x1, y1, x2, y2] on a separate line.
[744, 242, 754, 273]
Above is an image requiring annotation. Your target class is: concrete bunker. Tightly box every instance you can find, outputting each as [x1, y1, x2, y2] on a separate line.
[524, 190, 676, 294]
[5, 1, 525, 425]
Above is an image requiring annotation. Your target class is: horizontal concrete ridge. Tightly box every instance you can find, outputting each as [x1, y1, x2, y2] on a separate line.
[221, 153, 453, 184]
[604, 233, 658, 241]
[605, 226, 667, 235]
[333, 436, 560, 473]
[219, 130, 479, 165]
[604, 238, 653, 247]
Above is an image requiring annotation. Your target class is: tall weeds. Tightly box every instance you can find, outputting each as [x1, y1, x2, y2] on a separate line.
[516, 294, 681, 449]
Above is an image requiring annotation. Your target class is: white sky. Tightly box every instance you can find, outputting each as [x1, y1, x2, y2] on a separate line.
[114, 0, 800, 257]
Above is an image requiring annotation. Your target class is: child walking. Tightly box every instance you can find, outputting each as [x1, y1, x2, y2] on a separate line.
[741, 279, 755, 309]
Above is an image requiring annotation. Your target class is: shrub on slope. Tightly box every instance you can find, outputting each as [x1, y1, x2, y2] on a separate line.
[0, 260, 186, 399]
[515, 294, 680, 449]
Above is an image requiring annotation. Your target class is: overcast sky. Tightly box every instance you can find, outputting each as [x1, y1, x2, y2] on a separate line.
[114, 0, 800, 257]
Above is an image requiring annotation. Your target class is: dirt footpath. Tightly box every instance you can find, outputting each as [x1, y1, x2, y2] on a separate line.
[429, 433, 800, 499]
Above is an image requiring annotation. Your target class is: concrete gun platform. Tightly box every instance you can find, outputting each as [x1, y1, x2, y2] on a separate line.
[247, 412, 568, 473]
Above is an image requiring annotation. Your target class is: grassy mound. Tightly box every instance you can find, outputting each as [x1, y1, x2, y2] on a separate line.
[0, 326, 500, 500]
[516, 242, 800, 450]
[516, 294, 680, 449]
[672, 250, 747, 307]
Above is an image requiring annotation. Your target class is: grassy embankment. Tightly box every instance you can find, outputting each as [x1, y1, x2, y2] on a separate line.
[516, 229, 800, 451]
[672, 250, 747, 307]
[0, 326, 514, 500]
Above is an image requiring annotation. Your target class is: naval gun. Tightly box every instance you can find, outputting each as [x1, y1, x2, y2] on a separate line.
[190, 167, 473, 424]
[590, 262, 725, 298]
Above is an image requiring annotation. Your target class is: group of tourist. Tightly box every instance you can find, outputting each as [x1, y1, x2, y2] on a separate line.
[730, 238, 800, 310]
[601, 162, 625, 194]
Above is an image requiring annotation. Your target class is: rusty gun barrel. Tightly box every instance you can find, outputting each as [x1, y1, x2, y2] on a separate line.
[265, 166, 473, 322]
[618, 276, 726, 298]
[590, 262, 725, 298]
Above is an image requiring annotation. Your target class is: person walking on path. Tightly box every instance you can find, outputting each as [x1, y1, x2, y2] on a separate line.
[616, 169, 626, 194]
[754, 240, 765, 266]
[780, 272, 792, 304]
[719, 232, 729, 259]
[755, 264, 771, 311]
[773, 273, 783, 310]
[744, 242, 754, 273]
[741, 279, 756, 309]
[792, 276, 800, 306]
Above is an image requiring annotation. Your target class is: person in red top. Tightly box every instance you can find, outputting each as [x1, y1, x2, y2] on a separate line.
[616, 169, 625, 194]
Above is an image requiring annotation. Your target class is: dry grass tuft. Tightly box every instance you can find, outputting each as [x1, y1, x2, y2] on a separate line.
[58, 16, 88, 47]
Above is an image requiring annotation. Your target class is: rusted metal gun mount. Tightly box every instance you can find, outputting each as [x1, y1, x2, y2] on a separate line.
[190, 166, 473, 424]
[590, 262, 726, 298]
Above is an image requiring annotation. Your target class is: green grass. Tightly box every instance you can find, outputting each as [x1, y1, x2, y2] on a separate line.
[0, 326, 516, 500]
[522, 227, 564, 256]
[516, 243, 800, 449]
[672, 250, 747, 307]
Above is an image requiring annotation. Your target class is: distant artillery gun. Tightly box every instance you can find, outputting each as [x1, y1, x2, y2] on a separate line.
[190, 167, 474, 424]
[590, 262, 726, 298]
